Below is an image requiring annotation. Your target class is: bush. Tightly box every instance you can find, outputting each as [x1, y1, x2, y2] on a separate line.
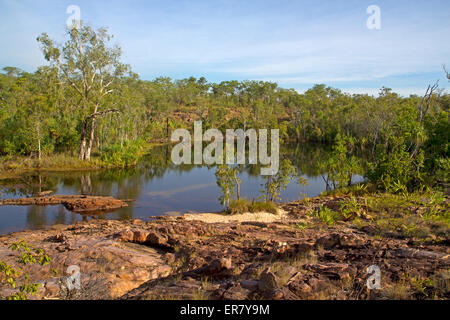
[309, 205, 341, 226]
[99, 139, 146, 167]
[0, 240, 51, 300]
[366, 142, 423, 192]
[226, 198, 278, 215]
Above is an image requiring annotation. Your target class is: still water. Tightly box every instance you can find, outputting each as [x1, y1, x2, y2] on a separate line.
[0, 144, 364, 234]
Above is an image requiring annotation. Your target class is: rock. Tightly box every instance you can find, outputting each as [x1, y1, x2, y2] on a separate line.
[46, 233, 68, 243]
[37, 190, 53, 197]
[184, 258, 232, 277]
[289, 281, 312, 294]
[269, 287, 299, 300]
[133, 230, 149, 243]
[114, 230, 134, 242]
[164, 253, 175, 264]
[303, 263, 351, 280]
[146, 232, 168, 246]
[63, 196, 128, 213]
[44, 279, 61, 296]
[221, 283, 252, 300]
[0, 195, 128, 213]
[240, 279, 259, 290]
[315, 233, 341, 248]
[208, 258, 232, 272]
[339, 234, 365, 247]
[294, 242, 315, 253]
[307, 277, 329, 291]
[258, 268, 279, 293]
[1, 199, 449, 301]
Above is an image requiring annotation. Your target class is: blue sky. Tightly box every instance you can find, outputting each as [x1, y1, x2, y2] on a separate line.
[1, 0, 449, 95]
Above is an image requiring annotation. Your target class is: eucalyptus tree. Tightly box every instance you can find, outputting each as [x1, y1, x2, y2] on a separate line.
[37, 23, 130, 160]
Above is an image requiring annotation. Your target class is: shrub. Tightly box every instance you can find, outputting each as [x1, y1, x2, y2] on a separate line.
[99, 139, 146, 167]
[0, 240, 51, 300]
[309, 205, 341, 226]
[366, 140, 424, 192]
[226, 198, 278, 215]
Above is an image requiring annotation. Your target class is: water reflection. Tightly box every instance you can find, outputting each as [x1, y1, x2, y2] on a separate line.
[0, 143, 365, 234]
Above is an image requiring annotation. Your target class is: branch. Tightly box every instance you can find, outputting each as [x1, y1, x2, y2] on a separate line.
[85, 108, 121, 121]
[410, 80, 439, 159]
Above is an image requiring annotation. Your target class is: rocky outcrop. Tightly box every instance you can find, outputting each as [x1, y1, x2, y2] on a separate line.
[0, 195, 128, 213]
[0, 196, 449, 300]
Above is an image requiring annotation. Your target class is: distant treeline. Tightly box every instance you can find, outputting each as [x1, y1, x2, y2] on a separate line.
[0, 24, 448, 189]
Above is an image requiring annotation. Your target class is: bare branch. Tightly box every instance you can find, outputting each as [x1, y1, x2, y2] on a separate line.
[85, 108, 121, 121]
[410, 80, 439, 159]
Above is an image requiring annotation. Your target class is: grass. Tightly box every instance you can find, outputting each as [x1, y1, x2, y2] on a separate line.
[226, 198, 278, 215]
[305, 188, 449, 242]
[0, 142, 162, 178]
[308, 205, 342, 226]
[321, 183, 373, 197]
[252, 251, 318, 287]
[0, 154, 104, 176]
[350, 191, 449, 242]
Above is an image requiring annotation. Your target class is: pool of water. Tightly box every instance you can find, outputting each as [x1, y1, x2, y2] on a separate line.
[0, 144, 364, 234]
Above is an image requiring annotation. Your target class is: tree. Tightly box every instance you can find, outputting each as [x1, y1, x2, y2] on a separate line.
[37, 23, 130, 160]
[215, 164, 241, 210]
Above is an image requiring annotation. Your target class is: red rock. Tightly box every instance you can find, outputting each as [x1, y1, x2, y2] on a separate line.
[258, 268, 279, 293]
[133, 230, 149, 243]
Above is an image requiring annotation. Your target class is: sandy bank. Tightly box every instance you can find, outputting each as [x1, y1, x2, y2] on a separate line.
[183, 209, 287, 224]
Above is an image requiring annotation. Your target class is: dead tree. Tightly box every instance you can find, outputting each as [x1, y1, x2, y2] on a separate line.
[410, 81, 439, 159]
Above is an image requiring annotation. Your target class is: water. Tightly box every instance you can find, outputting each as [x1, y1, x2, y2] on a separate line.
[0, 144, 364, 234]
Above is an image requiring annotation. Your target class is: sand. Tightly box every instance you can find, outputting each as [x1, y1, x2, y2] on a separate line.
[182, 209, 287, 224]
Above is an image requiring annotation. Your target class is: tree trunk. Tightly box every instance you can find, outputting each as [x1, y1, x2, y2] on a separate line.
[84, 117, 96, 160]
[233, 170, 240, 201]
[79, 120, 88, 159]
[36, 122, 41, 161]
[166, 116, 169, 139]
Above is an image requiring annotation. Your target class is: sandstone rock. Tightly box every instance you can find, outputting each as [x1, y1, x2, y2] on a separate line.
[164, 253, 175, 264]
[114, 230, 134, 242]
[258, 268, 279, 293]
[133, 230, 149, 243]
[37, 190, 53, 197]
[46, 233, 68, 243]
[339, 234, 365, 247]
[221, 283, 252, 300]
[208, 258, 232, 272]
[315, 233, 341, 248]
[0, 195, 128, 213]
[269, 287, 299, 300]
[289, 281, 312, 294]
[240, 279, 259, 290]
[146, 232, 168, 246]
[44, 279, 61, 296]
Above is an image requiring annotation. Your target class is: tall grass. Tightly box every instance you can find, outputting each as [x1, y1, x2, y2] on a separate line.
[226, 198, 278, 214]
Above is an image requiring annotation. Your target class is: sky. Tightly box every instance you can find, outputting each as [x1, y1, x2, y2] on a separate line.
[0, 0, 449, 96]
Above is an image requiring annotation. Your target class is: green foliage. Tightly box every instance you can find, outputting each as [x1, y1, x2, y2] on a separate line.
[0, 240, 51, 300]
[339, 197, 363, 220]
[0, 22, 447, 193]
[215, 164, 241, 210]
[319, 134, 362, 190]
[227, 198, 278, 215]
[309, 205, 341, 226]
[99, 139, 146, 166]
[261, 159, 297, 202]
[367, 137, 424, 192]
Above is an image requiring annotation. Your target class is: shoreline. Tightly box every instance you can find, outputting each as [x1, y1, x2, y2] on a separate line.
[0, 142, 169, 179]
[0, 192, 448, 300]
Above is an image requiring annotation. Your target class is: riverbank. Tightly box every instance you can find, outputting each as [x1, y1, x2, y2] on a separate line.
[0, 142, 167, 179]
[0, 192, 448, 300]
